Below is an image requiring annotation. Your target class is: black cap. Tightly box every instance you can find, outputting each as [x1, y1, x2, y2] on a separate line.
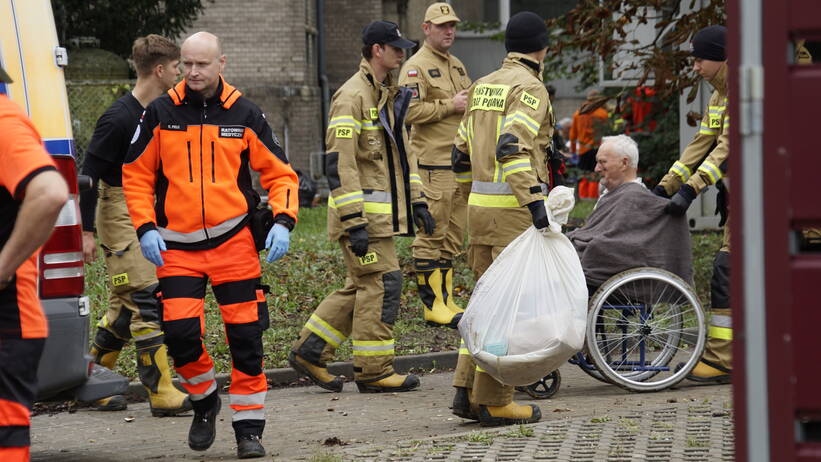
[505, 11, 548, 54]
[0, 65, 12, 83]
[691, 25, 726, 61]
[362, 21, 415, 49]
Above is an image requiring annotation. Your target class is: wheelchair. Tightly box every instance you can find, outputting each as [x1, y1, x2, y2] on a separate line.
[517, 266, 706, 398]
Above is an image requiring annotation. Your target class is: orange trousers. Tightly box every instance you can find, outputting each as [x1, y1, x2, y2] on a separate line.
[156, 228, 268, 431]
[0, 337, 44, 462]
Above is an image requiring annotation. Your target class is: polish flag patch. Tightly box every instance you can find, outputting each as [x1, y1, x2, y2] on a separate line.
[407, 69, 418, 77]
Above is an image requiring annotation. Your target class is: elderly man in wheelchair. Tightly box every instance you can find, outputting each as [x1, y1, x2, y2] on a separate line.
[519, 135, 707, 399]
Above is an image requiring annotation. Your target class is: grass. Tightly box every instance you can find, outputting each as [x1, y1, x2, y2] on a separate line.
[84, 205, 466, 379]
[84, 203, 723, 380]
[503, 425, 535, 438]
[465, 431, 494, 445]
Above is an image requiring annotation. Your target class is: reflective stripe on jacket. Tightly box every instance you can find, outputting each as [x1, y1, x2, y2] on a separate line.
[325, 59, 425, 241]
[659, 64, 729, 196]
[123, 77, 298, 250]
[451, 52, 555, 246]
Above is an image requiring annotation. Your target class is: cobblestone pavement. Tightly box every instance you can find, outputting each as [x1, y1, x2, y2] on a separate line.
[31, 362, 732, 461]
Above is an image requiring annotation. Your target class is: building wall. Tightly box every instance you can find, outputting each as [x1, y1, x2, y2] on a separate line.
[185, 0, 321, 175]
[324, 0, 383, 91]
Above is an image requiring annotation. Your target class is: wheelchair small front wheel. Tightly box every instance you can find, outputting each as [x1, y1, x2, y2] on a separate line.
[516, 370, 561, 399]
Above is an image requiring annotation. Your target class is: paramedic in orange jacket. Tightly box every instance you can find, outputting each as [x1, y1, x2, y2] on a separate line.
[0, 66, 69, 462]
[569, 89, 609, 172]
[123, 32, 298, 459]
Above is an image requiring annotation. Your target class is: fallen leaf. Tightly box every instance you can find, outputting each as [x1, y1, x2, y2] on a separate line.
[553, 408, 571, 413]
[323, 436, 348, 446]
[124, 417, 135, 423]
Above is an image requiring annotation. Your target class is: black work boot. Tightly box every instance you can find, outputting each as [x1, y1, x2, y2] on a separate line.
[452, 386, 479, 421]
[188, 391, 221, 451]
[236, 434, 266, 459]
[234, 419, 266, 459]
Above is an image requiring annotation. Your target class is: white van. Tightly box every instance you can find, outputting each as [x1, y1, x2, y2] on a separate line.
[0, 0, 127, 401]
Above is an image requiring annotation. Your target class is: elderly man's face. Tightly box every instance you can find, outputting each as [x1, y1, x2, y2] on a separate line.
[595, 142, 630, 191]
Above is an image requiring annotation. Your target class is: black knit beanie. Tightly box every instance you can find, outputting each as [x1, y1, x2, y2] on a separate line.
[691, 25, 726, 61]
[505, 11, 548, 54]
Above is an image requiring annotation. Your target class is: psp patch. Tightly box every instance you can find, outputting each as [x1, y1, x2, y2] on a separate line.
[427, 68, 441, 78]
[219, 126, 245, 138]
[358, 252, 378, 265]
[112, 273, 129, 286]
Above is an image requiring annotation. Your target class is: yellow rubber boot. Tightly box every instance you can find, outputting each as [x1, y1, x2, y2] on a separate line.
[288, 352, 343, 392]
[89, 345, 127, 411]
[415, 259, 460, 328]
[686, 360, 731, 384]
[478, 402, 541, 427]
[439, 261, 465, 315]
[356, 373, 420, 393]
[136, 338, 192, 417]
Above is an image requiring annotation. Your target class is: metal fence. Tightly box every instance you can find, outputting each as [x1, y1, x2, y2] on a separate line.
[66, 79, 134, 162]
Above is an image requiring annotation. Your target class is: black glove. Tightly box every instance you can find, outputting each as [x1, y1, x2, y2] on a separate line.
[526, 200, 549, 229]
[412, 203, 436, 235]
[665, 184, 697, 216]
[348, 226, 369, 257]
[715, 180, 728, 227]
[652, 185, 670, 198]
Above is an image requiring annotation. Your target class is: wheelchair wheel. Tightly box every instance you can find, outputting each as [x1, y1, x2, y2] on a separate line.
[516, 370, 561, 399]
[586, 267, 706, 392]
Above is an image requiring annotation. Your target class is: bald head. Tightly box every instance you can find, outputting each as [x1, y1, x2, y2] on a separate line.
[181, 31, 225, 98]
[183, 31, 223, 58]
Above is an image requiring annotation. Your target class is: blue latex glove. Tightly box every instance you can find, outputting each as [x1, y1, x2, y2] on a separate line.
[265, 223, 290, 263]
[140, 229, 166, 266]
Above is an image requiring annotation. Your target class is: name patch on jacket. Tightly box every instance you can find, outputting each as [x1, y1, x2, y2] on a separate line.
[428, 68, 441, 78]
[162, 123, 186, 131]
[470, 84, 510, 112]
[219, 126, 246, 138]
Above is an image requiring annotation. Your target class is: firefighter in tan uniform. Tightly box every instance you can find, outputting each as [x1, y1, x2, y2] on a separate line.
[399, 3, 471, 328]
[289, 21, 435, 393]
[450, 12, 553, 426]
[80, 35, 191, 415]
[653, 26, 732, 383]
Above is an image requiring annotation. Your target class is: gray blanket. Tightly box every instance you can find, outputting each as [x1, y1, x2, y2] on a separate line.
[567, 182, 693, 288]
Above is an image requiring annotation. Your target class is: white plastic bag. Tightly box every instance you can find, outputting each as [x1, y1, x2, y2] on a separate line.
[458, 186, 587, 386]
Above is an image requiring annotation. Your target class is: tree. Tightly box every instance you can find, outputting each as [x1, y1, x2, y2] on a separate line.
[52, 0, 212, 59]
[544, 0, 725, 184]
[545, 0, 726, 103]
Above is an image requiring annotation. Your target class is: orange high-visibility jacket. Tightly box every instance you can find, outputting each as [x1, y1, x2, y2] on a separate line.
[124, 77, 298, 250]
[568, 106, 608, 155]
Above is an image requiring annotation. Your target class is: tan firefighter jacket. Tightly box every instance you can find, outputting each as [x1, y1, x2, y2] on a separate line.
[452, 52, 555, 246]
[325, 59, 425, 241]
[659, 63, 729, 196]
[399, 41, 472, 167]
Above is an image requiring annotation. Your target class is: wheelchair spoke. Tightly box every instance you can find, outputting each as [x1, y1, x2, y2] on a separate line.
[645, 333, 694, 356]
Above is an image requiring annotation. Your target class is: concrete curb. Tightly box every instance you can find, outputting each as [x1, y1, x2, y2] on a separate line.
[126, 350, 458, 398]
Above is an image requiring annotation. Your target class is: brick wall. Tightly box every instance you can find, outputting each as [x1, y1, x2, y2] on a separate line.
[324, 0, 383, 90]
[185, 0, 321, 174]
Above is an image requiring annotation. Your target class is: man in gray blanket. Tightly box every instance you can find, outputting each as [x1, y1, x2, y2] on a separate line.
[568, 135, 692, 290]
